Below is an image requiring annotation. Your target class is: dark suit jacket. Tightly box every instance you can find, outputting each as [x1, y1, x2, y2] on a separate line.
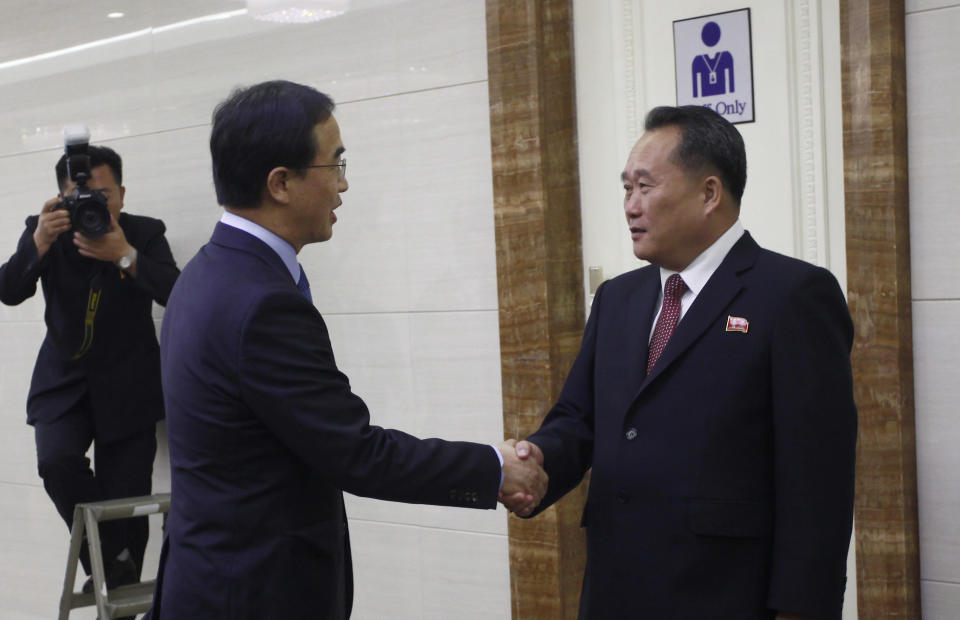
[151, 223, 501, 620]
[530, 233, 857, 620]
[0, 213, 179, 442]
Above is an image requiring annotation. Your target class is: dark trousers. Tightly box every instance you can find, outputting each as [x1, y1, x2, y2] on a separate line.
[34, 398, 156, 577]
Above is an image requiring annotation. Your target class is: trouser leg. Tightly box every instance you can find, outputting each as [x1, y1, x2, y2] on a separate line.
[94, 426, 157, 577]
[35, 401, 158, 577]
[34, 404, 99, 574]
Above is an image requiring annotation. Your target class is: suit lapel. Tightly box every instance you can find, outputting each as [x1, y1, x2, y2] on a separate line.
[624, 268, 661, 388]
[635, 233, 760, 391]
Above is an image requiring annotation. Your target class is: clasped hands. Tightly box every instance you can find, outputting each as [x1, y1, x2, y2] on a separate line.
[497, 439, 546, 517]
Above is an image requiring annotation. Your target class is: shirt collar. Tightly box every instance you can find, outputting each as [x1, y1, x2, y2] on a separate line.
[220, 211, 300, 283]
[659, 219, 745, 294]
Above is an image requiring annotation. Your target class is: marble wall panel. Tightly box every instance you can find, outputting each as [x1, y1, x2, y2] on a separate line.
[920, 580, 960, 620]
[409, 310, 502, 441]
[0, 321, 48, 486]
[348, 519, 509, 619]
[0, 482, 97, 619]
[906, 3, 960, 618]
[329, 310, 506, 534]
[419, 526, 510, 618]
[0, 49, 157, 156]
[912, 300, 960, 583]
[307, 82, 499, 315]
[321, 312, 417, 434]
[906, 0, 958, 12]
[108, 126, 222, 271]
[906, 5, 960, 300]
[0, 149, 66, 324]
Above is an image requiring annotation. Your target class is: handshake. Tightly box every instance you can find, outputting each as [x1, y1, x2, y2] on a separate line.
[496, 439, 547, 517]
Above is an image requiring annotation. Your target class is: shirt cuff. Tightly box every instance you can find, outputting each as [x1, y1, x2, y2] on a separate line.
[490, 444, 504, 491]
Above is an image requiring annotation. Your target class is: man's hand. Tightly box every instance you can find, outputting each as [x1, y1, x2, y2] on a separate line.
[498, 439, 546, 516]
[73, 213, 135, 273]
[33, 197, 71, 260]
[514, 439, 544, 465]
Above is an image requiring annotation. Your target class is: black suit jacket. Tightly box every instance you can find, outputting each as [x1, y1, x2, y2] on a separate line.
[0, 213, 179, 442]
[151, 223, 501, 620]
[530, 233, 857, 620]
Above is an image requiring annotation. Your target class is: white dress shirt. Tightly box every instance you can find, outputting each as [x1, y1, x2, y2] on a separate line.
[648, 220, 745, 343]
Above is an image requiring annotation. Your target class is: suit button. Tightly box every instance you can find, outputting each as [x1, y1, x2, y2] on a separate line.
[616, 491, 629, 504]
[625, 428, 638, 440]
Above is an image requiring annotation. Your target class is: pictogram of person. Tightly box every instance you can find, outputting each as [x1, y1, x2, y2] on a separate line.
[692, 21, 734, 97]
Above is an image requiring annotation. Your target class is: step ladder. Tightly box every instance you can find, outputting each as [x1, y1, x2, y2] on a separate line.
[58, 493, 171, 620]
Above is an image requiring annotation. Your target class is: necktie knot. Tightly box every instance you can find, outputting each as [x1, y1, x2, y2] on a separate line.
[646, 274, 687, 374]
[664, 273, 687, 302]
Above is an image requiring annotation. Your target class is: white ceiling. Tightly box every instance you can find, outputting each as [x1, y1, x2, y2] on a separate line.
[0, 1, 246, 62]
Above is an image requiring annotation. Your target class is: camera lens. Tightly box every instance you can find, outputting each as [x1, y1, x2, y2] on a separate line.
[73, 200, 110, 238]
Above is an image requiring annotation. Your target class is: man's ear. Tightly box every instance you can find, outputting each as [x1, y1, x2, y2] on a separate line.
[265, 167, 292, 204]
[702, 175, 724, 214]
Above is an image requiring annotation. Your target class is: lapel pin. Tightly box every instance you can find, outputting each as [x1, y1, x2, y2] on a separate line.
[725, 315, 749, 333]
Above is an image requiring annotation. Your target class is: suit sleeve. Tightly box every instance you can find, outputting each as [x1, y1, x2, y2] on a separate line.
[128, 219, 179, 306]
[237, 290, 502, 509]
[526, 281, 603, 514]
[766, 267, 857, 620]
[0, 216, 45, 306]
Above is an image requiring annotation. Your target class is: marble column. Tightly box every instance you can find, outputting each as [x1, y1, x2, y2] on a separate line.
[840, 1, 922, 617]
[486, 0, 587, 617]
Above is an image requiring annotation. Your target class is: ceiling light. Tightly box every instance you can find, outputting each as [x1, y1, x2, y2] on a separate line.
[107, 12, 124, 19]
[247, 0, 348, 23]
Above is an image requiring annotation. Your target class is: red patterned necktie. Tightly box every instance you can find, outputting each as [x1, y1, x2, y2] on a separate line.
[646, 274, 687, 374]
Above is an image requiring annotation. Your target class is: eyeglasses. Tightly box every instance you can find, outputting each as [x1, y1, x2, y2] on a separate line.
[302, 158, 347, 180]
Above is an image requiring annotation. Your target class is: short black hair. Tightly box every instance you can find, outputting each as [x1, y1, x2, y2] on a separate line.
[55, 145, 123, 192]
[644, 105, 747, 204]
[210, 80, 336, 208]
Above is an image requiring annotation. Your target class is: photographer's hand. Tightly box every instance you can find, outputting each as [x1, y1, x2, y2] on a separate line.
[33, 197, 71, 260]
[73, 213, 137, 276]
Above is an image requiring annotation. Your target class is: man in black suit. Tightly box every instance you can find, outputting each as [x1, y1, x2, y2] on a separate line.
[148, 80, 545, 619]
[507, 105, 857, 620]
[0, 145, 180, 591]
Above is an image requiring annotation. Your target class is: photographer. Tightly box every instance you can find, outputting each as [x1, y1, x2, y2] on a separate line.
[0, 142, 179, 595]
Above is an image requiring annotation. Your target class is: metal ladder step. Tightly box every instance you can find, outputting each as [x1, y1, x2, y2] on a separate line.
[58, 493, 170, 619]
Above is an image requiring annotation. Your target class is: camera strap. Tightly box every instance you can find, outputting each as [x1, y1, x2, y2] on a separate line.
[71, 270, 104, 360]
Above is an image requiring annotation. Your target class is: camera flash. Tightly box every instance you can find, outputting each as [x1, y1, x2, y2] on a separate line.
[63, 124, 91, 147]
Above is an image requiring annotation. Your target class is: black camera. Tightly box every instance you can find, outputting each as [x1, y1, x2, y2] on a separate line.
[59, 125, 111, 239]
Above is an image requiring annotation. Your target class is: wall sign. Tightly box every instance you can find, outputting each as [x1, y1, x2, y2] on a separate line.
[673, 8, 755, 124]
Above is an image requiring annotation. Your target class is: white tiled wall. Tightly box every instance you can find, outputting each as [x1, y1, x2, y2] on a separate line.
[0, 2, 508, 618]
[906, 3, 960, 618]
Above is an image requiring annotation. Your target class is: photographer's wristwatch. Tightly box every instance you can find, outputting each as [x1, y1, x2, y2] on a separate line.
[115, 247, 137, 270]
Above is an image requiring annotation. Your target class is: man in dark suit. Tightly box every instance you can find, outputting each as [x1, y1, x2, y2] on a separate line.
[148, 80, 545, 619]
[508, 105, 857, 620]
[0, 145, 180, 590]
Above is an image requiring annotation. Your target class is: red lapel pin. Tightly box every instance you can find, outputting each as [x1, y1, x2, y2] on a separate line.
[725, 315, 749, 333]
